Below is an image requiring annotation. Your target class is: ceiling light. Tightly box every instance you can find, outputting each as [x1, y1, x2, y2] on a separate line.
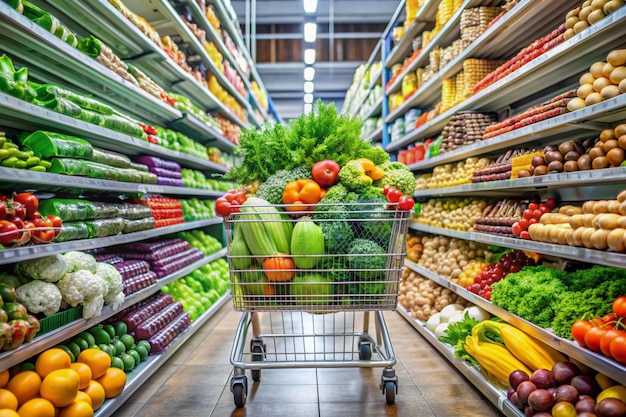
[303, 0, 318, 13]
[304, 22, 317, 43]
[304, 103, 313, 114]
[304, 48, 316, 65]
[304, 93, 314, 104]
[304, 81, 314, 94]
[304, 66, 315, 81]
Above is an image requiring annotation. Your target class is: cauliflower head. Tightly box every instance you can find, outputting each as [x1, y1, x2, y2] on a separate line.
[57, 270, 108, 307]
[15, 254, 68, 283]
[16, 280, 62, 316]
[64, 251, 98, 273]
[372, 161, 416, 196]
[96, 262, 124, 304]
[82, 295, 104, 319]
[108, 292, 125, 311]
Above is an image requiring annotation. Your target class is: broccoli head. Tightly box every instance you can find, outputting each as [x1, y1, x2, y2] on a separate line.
[314, 183, 350, 220]
[256, 165, 311, 204]
[347, 238, 386, 280]
[346, 187, 392, 247]
[319, 220, 354, 253]
[338, 160, 373, 193]
[372, 161, 416, 196]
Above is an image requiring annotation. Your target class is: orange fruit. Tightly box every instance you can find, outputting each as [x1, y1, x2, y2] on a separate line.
[40, 369, 80, 408]
[0, 388, 18, 410]
[58, 400, 93, 417]
[68, 363, 91, 390]
[81, 381, 105, 411]
[0, 369, 10, 388]
[6, 371, 41, 406]
[16, 398, 56, 417]
[35, 348, 71, 379]
[74, 391, 92, 407]
[76, 349, 110, 380]
[95, 368, 126, 399]
[0, 410, 19, 417]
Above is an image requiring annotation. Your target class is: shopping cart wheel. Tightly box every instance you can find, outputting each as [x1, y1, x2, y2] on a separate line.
[358, 340, 372, 360]
[251, 339, 265, 382]
[232, 382, 247, 408]
[380, 367, 398, 405]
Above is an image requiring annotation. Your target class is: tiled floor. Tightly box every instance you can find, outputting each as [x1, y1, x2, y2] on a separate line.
[111, 304, 503, 417]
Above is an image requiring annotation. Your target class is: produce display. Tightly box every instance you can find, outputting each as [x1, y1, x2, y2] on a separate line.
[134, 156, 183, 187]
[439, 111, 497, 153]
[117, 239, 205, 279]
[175, 230, 223, 255]
[0, 192, 62, 248]
[475, 199, 533, 236]
[465, 250, 536, 300]
[0, 275, 40, 351]
[418, 157, 492, 189]
[134, 196, 184, 228]
[180, 198, 215, 221]
[398, 266, 470, 321]
[472, 148, 538, 182]
[413, 197, 487, 231]
[405, 232, 423, 263]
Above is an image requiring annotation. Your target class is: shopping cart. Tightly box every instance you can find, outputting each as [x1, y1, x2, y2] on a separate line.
[225, 201, 411, 408]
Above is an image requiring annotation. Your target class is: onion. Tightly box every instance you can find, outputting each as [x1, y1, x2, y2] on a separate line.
[425, 313, 441, 332]
[434, 322, 449, 338]
[464, 306, 490, 321]
[439, 304, 464, 322]
[447, 311, 465, 324]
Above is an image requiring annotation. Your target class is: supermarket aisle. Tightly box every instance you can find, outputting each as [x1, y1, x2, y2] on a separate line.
[111, 304, 501, 417]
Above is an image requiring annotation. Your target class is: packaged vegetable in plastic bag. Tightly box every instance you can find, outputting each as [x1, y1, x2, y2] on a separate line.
[18, 131, 93, 159]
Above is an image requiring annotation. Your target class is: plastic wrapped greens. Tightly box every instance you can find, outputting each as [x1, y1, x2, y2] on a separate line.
[85, 217, 125, 238]
[18, 131, 93, 159]
[38, 199, 96, 221]
[54, 222, 90, 242]
[92, 148, 131, 168]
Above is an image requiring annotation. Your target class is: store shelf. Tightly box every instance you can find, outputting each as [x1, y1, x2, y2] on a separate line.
[385, 0, 578, 109]
[414, 167, 626, 198]
[409, 222, 626, 270]
[0, 92, 227, 174]
[45, 0, 248, 128]
[171, 113, 235, 152]
[384, 0, 439, 67]
[403, 260, 626, 385]
[385, 5, 626, 151]
[407, 94, 626, 171]
[349, 69, 383, 118]
[396, 304, 523, 416]
[0, 248, 227, 371]
[0, 218, 222, 265]
[95, 289, 231, 417]
[0, 166, 228, 197]
[361, 97, 383, 121]
[364, 126, 384, 143]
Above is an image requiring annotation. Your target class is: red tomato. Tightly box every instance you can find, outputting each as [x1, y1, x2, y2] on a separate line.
[518, 218, 530, 230]
[610, 335, 626, 364]
[520, 231, 531, 240]
[522, 209, 534, 220]
[230, 190, 247, 206]
[528, 203, 538, 211]
[545, 198, 557, 209]
[9, 202, 25, 220]
[215, 198, 231, 217]
[613, 296, 626, 318]
[571, 320, 593, 347]
[600, 329, 626, 358]
[382, 184, 391, 195]
[311, 160, 340, 187]
[47, 215, 62, 237]
[511, 222, 522, 237]
[398, 195, 415, 211]
[0, 220, 20, 246]
[12, 193, 38, 219]
[584, 326, 606, 352]
[386, 188, 402, 203]
[0, 201, 6, 220]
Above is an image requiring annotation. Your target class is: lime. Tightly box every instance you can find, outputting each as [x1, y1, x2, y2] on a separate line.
[135, 344, 149, 361]
[73, 337, 89, 352]
[98, 343, 114, 358]
[54, 345, 75, 362]
[120, 353, 135, 372]
[88, 344, 99, 350]
[137, 340, 151, 354]
[78, 331, 96, 346]
[90, 327, 111, 345]
[16, 362, 36, 373]
[112, 339, 126, 356]
[103, 324, 116, 339]
[114, 322, 128, 337]
[120, 334, 135, 351]
[67, 342, 81, 359]
[111, 356, 125, 370]
[128, 349, 141, 366]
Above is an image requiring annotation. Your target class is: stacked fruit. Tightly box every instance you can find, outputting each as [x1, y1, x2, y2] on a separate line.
[0, 278, 40, 351]
[466, 250, 535, 300]
[0, 345, 126, 415]
[568, 49, 626, 111]
[0, 134, 51, 172]
[563, 1, 626, 41]
[507, 362, 626, 417]
[511, 198, 557, 239]
[456, 260, 488, 288]
[180, 198, 215, 221]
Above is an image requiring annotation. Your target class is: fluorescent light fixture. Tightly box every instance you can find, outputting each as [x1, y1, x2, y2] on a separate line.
[304, 81, 314, 94]
[304, 48, 316, 65]
[304, 22, 317, 42]
[304, 66, 315, 81]
[304, 93, 314, 104]
[303, 0, 318, 13]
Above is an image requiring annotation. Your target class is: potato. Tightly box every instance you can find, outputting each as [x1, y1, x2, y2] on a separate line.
[591, 61, 607, 78]
[601, 85, 621, 100]
[564, 28, 576, 40]
[593, 212, 621, 229]
[567, 6, 582, 17]
[587, 8, 606, 23]
[579, 5, 594, 21]
[584, 213, 598, 227]
[540, 213, 571, 224]
[585, 92, 604, 106]
[572, 227, 586, 246]
[582, 227, 597, 248]
[607, 49, 626, 67]
[566, 228, 576, 246]
[574, 19, 590, 33]
[603, 62, 616, 77]
[591, 228, 611, 249]
[617, 190, 626, 203]
[593, 200, 611, 214]
[567, 97, 587, 112]
[528, 223, 543, 241]
[620, 78, 626, 93]
[607, 228, 626, 252]
[582, 200, 597, 214]
[604, 0, 625, 13]
[577, 83, 595, 99]
[557, 228, 570, 245]
[549, 226, 564, 243]
[618, 216, 626, 228]
[607, 199, 622, 213]
[593, 76, 612, 92]
[569, 214, 587, 229]
[610, 66, 626, 84]
[566, 15, 580, 29]
[620, 200, 626, 215]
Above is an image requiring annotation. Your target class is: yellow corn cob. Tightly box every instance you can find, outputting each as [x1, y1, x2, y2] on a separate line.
[464, 335, 532, 386]
[477, 321, 567, 371]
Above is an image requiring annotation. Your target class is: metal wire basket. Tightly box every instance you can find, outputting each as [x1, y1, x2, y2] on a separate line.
[225, 202, 411, 312]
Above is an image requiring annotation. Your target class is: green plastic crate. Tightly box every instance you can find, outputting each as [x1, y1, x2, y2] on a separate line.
[38, 306, 83, 336]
